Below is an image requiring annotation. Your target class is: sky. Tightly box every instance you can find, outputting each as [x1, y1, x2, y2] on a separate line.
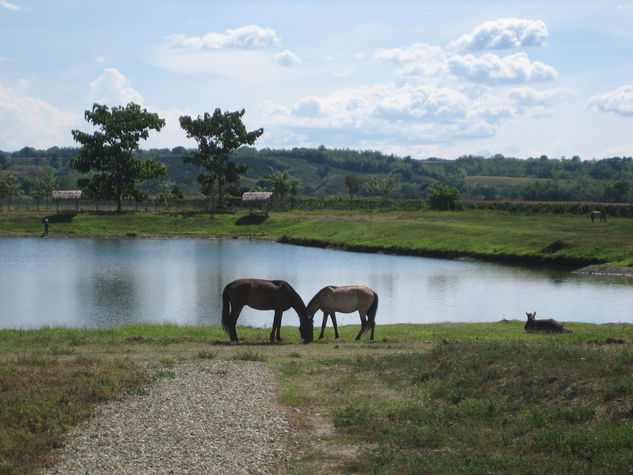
[1, 1, 632, 160]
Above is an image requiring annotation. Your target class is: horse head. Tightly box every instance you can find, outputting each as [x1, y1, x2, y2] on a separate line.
[299, 309, 314, 344]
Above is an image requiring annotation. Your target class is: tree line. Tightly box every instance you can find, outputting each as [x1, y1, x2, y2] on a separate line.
[1, 102, 633, 208]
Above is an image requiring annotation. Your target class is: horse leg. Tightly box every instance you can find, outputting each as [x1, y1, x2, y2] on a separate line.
[229, 304, 244, 342]
[331, 313, 339, 339]
[355, 312, 367, 341]
[270, 309, 283, 343]
[369, 317, 375, 341]
[319, 311, 328, 339]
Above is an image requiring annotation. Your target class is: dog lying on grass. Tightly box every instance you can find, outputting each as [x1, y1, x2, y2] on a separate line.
[525, 312, 572, 333]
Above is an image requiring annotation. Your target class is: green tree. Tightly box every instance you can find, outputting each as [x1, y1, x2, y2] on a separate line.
[344, 173, 364, 198]
[367, 171, 397, 199]
[70, 103, 167, 213]
[33, 173, 58, 210]
[155, 181, 178, 209]
[0, 171, 23, 208]
[427, 183, 461, 210]
[265, 167, 299, 200]
[179, 108, 263, 208]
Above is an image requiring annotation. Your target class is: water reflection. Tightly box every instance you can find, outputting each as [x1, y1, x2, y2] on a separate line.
[0, 237, 631, 329]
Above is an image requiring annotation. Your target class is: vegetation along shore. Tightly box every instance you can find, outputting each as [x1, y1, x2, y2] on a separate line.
[1, 207, 633, 269]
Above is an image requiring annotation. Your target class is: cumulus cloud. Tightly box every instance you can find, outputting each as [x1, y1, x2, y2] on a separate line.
[448, 18, 548, 52]
[374, 43, 447, 83]
[89, 68, 144, 105]
[588, 85, 633, 116]
[275, 49, 301, 67]
[166, 25, 280, 50]
[506, 86, 576, 109]
[155, 25, 291, 77]
[262, 82, 519, 146]
[0, 0, 19, 10]
[0, 83, 77, 149]
[448, 52, 558, 84]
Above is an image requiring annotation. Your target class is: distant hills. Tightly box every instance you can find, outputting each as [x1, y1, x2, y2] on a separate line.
[1, 146, 632, 203]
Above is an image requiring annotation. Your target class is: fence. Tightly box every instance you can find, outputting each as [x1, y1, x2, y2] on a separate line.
[2, 196, 633, 217]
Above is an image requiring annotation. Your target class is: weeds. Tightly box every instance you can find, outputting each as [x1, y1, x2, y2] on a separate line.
[197, 350, 218, 360]
[0, 355, 150, 473]
[325, 340, 633, 473]
[232, 350, 266, 362]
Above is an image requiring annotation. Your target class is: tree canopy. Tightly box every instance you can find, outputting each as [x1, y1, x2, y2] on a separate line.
[70, 103, 167, 212]
[179, 108, 263, 208]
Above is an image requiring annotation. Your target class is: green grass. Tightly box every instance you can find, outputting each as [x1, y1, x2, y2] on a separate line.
[0, 355, 151, 472]
[1, 323, 633, 473]
[2, 208, 633, 266]
[327, 340, 633, 473]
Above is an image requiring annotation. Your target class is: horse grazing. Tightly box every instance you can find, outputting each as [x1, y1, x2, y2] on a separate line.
[307, 285, 378, 340]
[590, 210, 607, 223]
[222, 279, 313, 344]
[524, 312, 572, 333]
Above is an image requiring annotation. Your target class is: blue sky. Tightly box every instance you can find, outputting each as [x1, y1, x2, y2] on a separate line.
[1, 1, 632, 159]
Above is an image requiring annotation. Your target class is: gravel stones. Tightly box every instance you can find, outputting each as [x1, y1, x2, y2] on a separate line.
[43, 360, 291, 474]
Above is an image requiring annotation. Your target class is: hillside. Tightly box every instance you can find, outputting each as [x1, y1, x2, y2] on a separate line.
[1, 146, 633, 203]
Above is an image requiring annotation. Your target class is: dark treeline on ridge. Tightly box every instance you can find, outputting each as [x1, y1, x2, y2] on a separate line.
[2, 145, 633, 204]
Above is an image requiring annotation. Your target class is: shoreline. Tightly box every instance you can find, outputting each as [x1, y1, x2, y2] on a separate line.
[3, 231, 632, 279]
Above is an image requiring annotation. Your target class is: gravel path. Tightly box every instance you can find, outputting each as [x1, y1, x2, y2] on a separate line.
[43, 360, 292, 474]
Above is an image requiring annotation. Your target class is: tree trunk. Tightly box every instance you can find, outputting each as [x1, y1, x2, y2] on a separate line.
[217, 183, 223, 209]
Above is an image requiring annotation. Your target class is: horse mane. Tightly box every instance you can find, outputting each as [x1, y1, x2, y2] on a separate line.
[278, 280, 308, 315]
[307, 286, 336, 312]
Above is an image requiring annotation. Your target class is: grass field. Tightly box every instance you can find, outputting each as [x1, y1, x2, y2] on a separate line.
[1, 323, 633, 473]
[1, 209, 633, 472]
[1, 208, 632, 266]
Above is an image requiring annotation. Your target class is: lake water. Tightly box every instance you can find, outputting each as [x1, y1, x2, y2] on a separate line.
[1, 237, 632, 330]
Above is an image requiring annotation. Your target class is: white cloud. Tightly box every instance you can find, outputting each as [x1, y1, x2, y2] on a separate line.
[375, 43, 444, 63]
[89, 68, 144, 106]
[275, 49, 301, 67]
[588, 85, 633, 116]
[155, 25, 290, 79]
[506, 86, 576, 107]
[448, 18, 548, 53]
[374, 43, 447, 83]
[166, 25, 280, 50]
[448, 52, 558, 84]
[0, 0, 19, 10]
[262, 82, 513, 146]
[0, 83, 77, 150]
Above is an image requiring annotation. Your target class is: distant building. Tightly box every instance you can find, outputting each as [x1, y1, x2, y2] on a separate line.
[242, 191, 273, 215]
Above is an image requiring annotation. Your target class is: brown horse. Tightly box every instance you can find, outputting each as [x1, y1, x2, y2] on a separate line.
[590, 210, 607, 223]
[524, 312, 572, 333]
[307, 285, 378, 340]
[222, 279, 313, 343]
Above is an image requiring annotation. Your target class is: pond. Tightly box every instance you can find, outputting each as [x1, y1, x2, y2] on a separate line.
[0, 237, 631, 330]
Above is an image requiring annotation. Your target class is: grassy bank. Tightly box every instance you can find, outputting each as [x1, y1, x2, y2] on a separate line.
[1, 323, 633, 473]
[1, 208, 633, 266]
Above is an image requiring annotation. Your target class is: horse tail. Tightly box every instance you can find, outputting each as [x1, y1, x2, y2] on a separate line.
[221, 285, 232, 334]
[367, 291, 379, 324]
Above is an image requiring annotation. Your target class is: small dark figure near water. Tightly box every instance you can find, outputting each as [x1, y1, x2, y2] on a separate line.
[590, 210, 607, 223]
[524, 312, 572, 333]
[43, 218, 49, 236]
